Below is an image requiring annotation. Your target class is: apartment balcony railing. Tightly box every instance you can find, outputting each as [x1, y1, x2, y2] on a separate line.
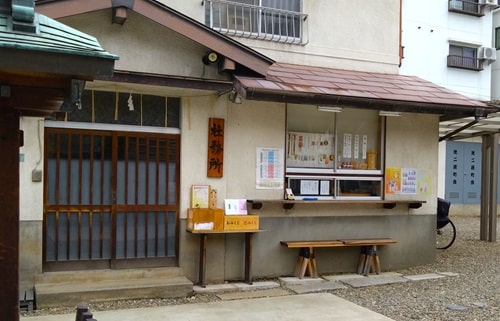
[447, 55, 484, 71]
[206, 0, 308, 44]
[448, 0, 484, 16]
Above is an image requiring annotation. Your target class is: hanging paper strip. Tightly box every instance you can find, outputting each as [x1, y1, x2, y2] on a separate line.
[207, 117, 224, 177]
[91, 90, 95, 123]
[114, 91, 119, 121]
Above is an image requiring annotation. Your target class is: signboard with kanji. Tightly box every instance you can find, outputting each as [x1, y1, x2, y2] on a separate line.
[207, 118, 224, 177]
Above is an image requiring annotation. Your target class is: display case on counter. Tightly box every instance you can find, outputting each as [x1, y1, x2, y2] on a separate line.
[286, 105, 384, 201]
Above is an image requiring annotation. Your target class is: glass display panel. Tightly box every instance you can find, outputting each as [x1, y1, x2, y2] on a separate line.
[335, 109, 381, 171]
[286, 104, 336, 172]
[336, 177, 382, 200]
[288, 177, 335, 200]
[287, 132, 334, 169]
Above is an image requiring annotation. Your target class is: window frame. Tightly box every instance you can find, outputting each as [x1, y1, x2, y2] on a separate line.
[448, 0, 484, 16]
[447, 44, 483, 71]
[495, 27, 500, 50]
[285, 105, 385, 200]
[206, 0, 306, 44]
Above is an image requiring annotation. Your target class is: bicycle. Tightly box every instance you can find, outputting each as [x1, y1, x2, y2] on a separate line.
[436, 198, 456, 249]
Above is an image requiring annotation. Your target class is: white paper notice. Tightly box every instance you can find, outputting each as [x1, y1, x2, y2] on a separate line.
[401, 168, 417, 194]
[343, 134, 352, 158]
[362, 135, 368, 159]
[256, 148, 283, 189]
[354, 134, 359, 160]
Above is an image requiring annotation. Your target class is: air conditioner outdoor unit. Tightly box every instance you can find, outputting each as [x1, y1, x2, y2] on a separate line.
[479, 46, 497, 61]
[480, 0, 498, 6]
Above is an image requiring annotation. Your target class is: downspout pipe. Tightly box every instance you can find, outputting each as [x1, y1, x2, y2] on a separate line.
[399, 0, 403, 67]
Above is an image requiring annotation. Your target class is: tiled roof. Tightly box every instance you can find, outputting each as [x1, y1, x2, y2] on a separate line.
[235, 63, 494, 117]
[0, 13, 118, 60]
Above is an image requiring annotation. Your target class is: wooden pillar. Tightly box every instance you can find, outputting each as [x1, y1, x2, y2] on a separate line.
[488, 134, 498, 242]
[0, 106, 20, 321]
[480, 134, 498, 242]
[481, 135, 489, 241]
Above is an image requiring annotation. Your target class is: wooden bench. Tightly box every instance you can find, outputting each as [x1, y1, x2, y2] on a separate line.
[280, 238, 397, 278]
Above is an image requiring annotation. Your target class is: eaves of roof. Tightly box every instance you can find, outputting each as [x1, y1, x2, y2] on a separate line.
[234, 63, 498, 119]
[1, 0, 117, 81]
[0, 13, 117, 60]
[0, 0, 118, 116]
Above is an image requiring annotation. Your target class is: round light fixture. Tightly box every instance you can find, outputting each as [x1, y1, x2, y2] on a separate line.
[202, 51, 219, 65]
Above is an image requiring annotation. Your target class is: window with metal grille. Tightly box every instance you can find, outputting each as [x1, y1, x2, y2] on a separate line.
[495, 27, 500, 50]
[448, 0, 483, 16]
[447, 45, 483, 71]
[206, 0, 307, 44]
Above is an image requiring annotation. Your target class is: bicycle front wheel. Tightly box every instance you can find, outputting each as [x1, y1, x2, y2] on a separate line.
[436, 220, 456, 250]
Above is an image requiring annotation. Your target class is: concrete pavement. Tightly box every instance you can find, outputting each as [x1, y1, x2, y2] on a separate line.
[21, 272, 460, 321]
[21, 292, 395, 321]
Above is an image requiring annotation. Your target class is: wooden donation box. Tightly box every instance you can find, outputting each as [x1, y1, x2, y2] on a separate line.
[187, 208, 224, 231]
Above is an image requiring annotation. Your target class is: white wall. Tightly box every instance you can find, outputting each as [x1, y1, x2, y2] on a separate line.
[240, 0, 401, 73]
[400, 0, 494, 101]
[19, 117, 44, 221]
[385, 113, 439, 213]
[491, 8, 500, 100]
[161, 0, 401, 73]
[59, 10, 229, 83]
[179, 94, 285, 218]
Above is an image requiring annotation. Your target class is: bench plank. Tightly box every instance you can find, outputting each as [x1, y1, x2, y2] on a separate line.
[340, 238, 397, 246]
[280, 240, 344, 248]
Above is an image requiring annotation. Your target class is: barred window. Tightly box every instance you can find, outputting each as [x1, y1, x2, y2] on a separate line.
[206, 0, 306, 44]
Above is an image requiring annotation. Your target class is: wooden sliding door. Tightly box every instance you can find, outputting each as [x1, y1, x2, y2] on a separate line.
[43, 128, 180, 271]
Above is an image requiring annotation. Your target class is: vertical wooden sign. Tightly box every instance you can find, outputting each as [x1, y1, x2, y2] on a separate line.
[207, 118, 224, 177]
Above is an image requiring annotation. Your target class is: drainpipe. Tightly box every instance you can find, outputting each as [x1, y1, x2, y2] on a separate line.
[399, 0, 403, 67]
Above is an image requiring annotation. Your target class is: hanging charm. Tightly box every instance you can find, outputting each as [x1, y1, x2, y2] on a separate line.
[127, 91, 134, 111]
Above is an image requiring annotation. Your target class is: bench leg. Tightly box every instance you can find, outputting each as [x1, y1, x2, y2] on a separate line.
[295, 247, 317, 278]
[360, 245, 381, 276]
[294, 255, 304, 277]
[309, 250, 318, 278]
[294, 248, 308, 278]
[299, 256, 309, 278]
[362, 246, 372, 276]
[372, 245, 381, 274]
[357, 246, 367, 274]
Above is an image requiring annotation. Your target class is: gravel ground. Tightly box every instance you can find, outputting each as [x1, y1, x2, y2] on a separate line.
[334, 215, 500, 321]
[21, 215, 499, 321]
